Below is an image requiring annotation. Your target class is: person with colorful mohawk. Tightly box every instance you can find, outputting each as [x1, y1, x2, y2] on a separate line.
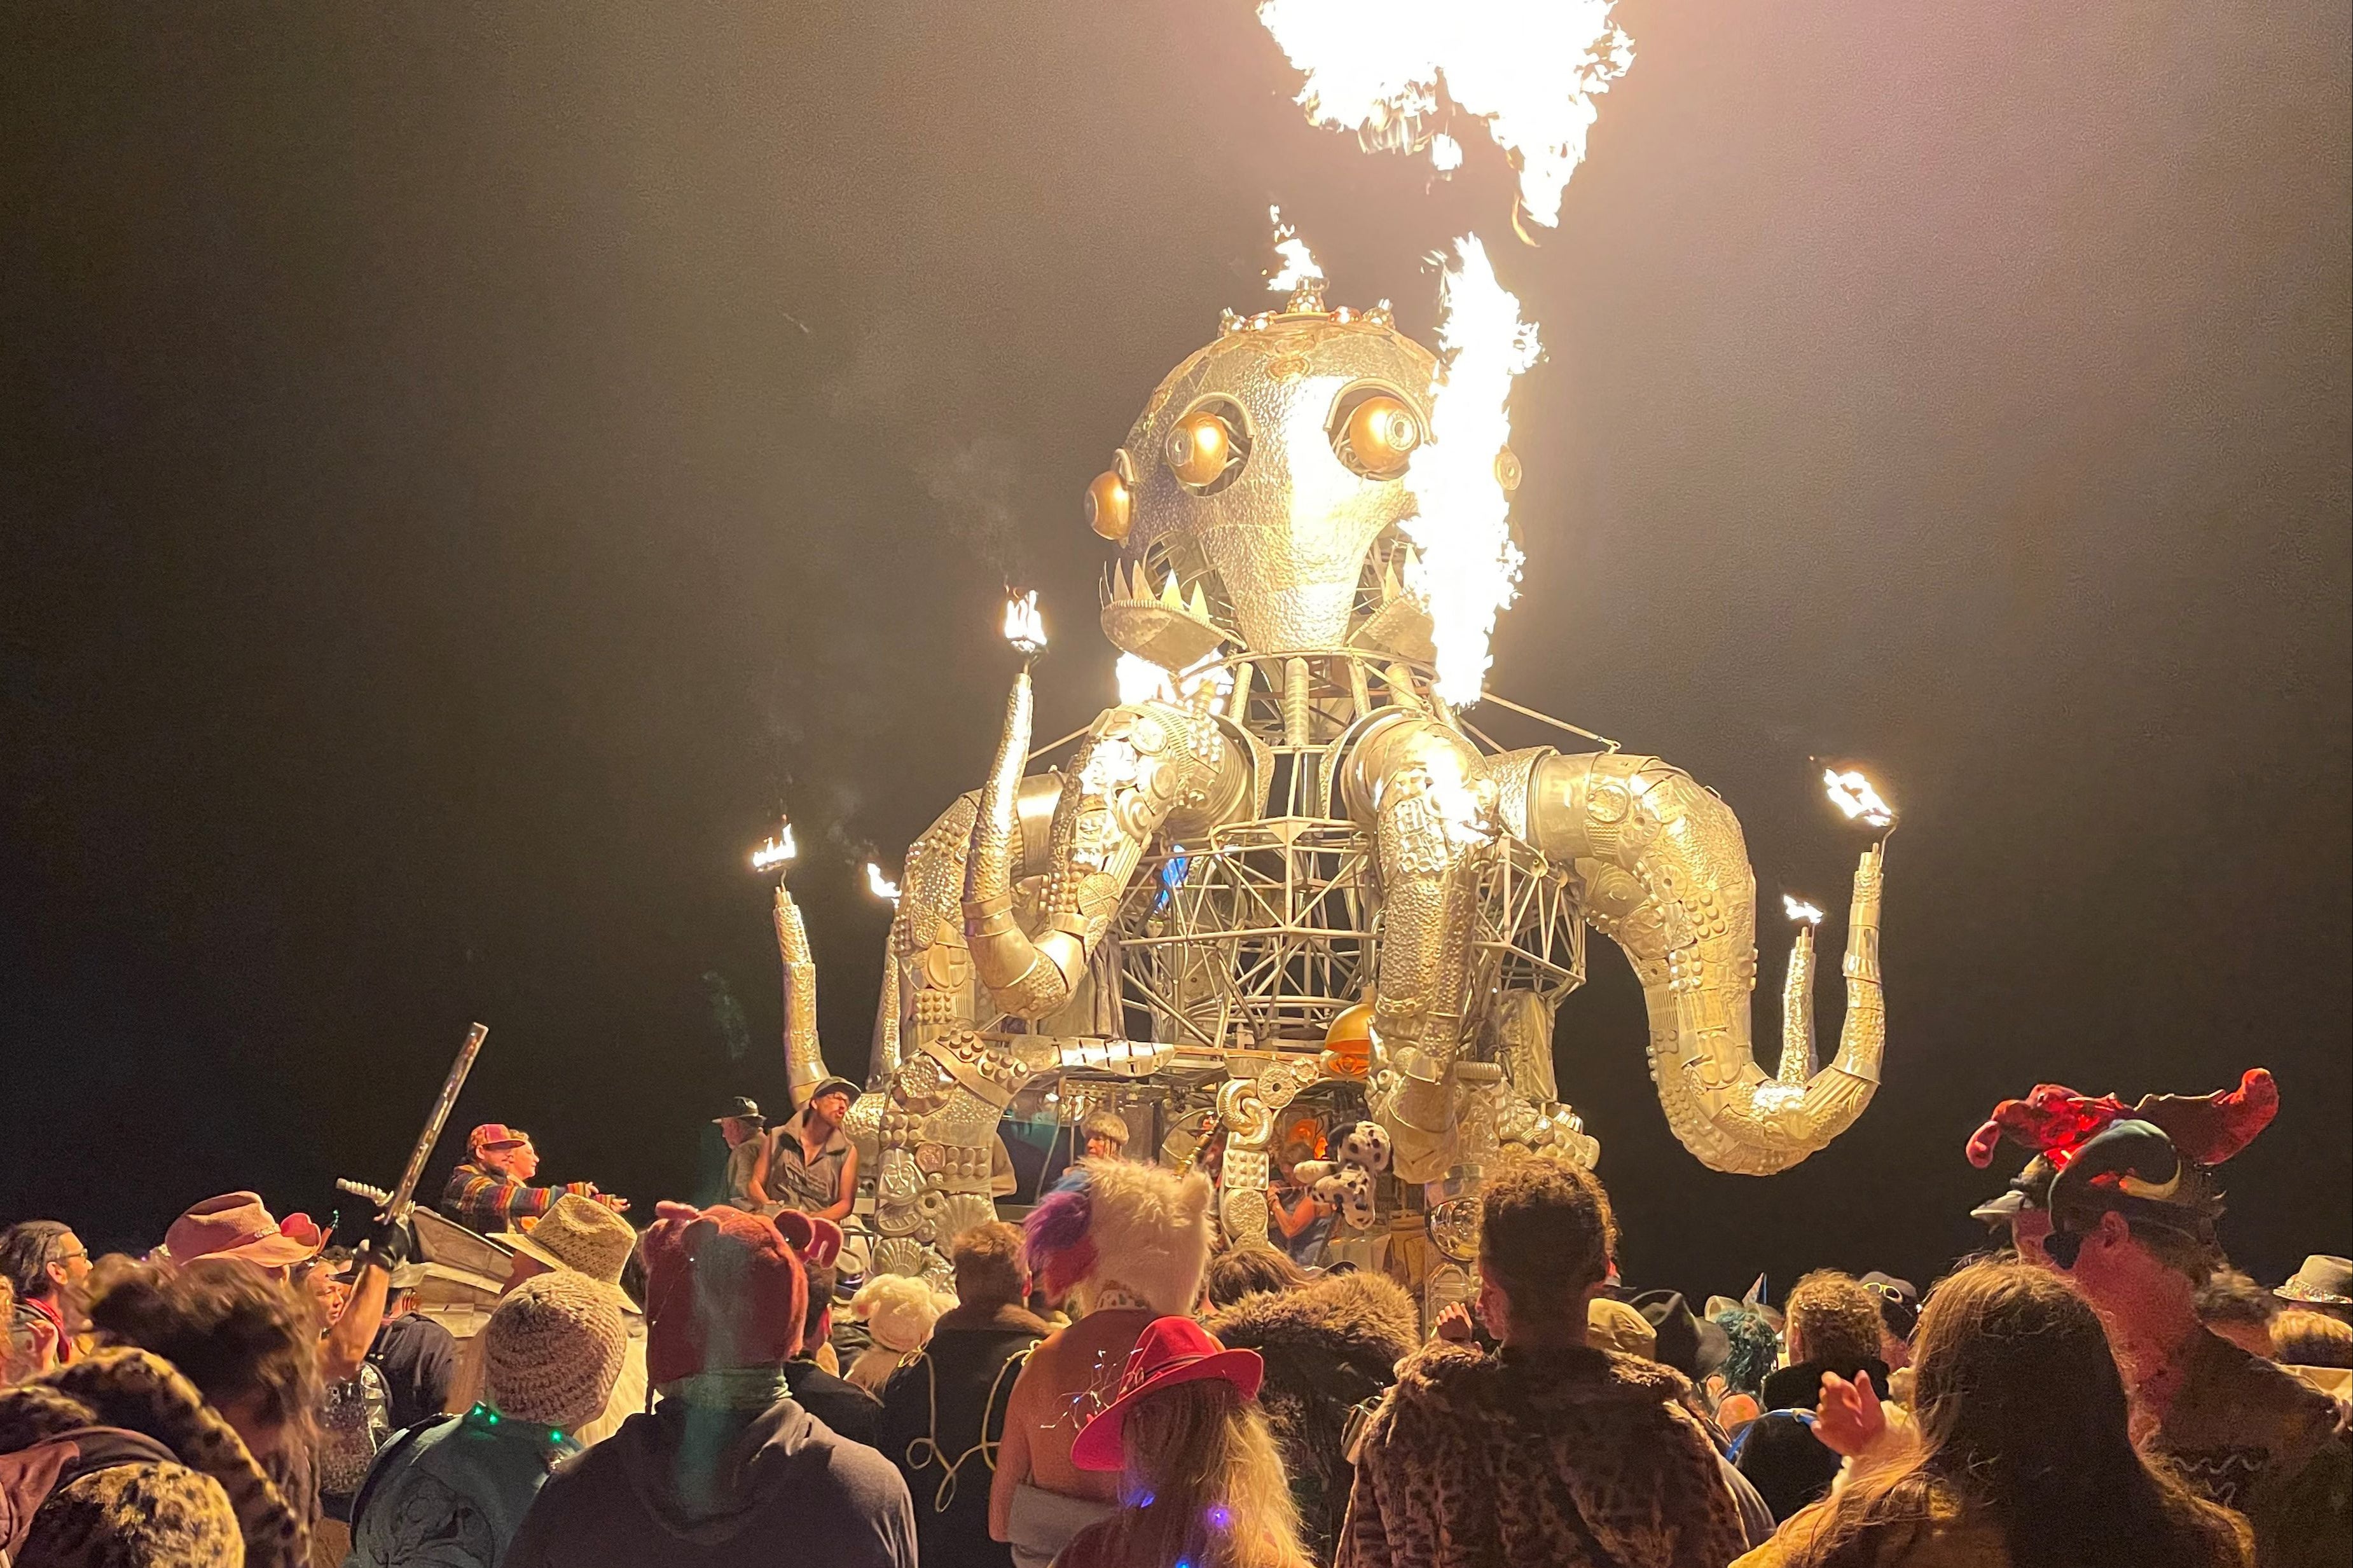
[988, 1157, 1215, 1568]
[1969, 1067, 2349, 1567]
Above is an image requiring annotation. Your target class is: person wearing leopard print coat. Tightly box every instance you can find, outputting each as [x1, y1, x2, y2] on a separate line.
[0, 1346, 309, 1567]
[1336, 1162, 1747, 1568]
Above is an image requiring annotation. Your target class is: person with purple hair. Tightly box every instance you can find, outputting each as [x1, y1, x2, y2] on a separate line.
[987, 1159, 1214, 1568]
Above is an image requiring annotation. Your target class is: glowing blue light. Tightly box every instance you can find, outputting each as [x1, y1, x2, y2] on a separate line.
[1207, 1505, 1232, 1530]
[1152, 853, 1192, 914]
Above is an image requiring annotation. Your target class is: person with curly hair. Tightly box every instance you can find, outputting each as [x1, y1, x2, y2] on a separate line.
[1737, 1272, 1894, 1522]
[1735, 1260, 2250, 1568]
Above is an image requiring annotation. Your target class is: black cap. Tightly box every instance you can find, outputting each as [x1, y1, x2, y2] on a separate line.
[803, 1076, 861, 1109]
[1859, 1272, 1919, 1341]
[712, 1096, 764, 1125]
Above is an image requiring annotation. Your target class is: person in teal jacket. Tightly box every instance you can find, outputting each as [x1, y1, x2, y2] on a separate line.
[345, 1273, 625, 1567]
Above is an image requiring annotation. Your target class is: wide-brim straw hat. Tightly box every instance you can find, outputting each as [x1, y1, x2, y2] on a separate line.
[504, 1193, 638, 1314]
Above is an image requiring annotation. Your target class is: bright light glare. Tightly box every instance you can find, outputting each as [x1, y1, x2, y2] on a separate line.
[1004, 590, 1047, 656]
[1402, 236, 1538, 703]
[752, 823, 798, 873]
[1823, 769, 1896, 829]
[866, 862, 901, 902]
[1267, 205, 1325, 294]
[1783, 895, 1826, 925]
[1255, 0, 1634, 228]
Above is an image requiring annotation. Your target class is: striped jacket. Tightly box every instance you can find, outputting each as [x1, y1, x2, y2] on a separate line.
[439, 1160, 588, 1232]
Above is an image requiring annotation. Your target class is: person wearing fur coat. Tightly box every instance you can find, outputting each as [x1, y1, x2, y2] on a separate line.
[1337, 1162, 1747, 1568]
[1205, 1256, 1419, 1565]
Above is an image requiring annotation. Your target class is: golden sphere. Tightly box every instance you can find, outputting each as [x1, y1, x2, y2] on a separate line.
[1085, 469, 1132, 540]
[1165, 410, 1236, 488]
[1320, 1000, 1376, 1078]
[1339, 394, 1421, 480]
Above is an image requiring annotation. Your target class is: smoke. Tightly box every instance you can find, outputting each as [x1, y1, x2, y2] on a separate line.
[914, 435, 1023, 579]
[702, 970, 752, 1061]
[827, 319, 1028, 581]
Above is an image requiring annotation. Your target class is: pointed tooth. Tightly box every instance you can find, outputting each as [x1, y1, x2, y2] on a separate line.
[1187, 583, 1211, 621]
[1160, 575, 1185, 610]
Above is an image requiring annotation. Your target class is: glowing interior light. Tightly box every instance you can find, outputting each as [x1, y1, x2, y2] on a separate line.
[1267, 205, 1326, 294]
[1115, 649, 1232, 706]
[1402, 235, 1538, 703]
[751, 822, 799, 873]
[1783, 895, 1826, 925]
[1428, 132, 1464, 171]
[1255, 0, 1634, 228]
[1003, 590, 1047, 656]
[1823, 769, 1896, 829]
[866, 862, 902, 903]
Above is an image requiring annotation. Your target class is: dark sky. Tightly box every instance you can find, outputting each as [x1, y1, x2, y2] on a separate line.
[4, 1, 2346, 1297]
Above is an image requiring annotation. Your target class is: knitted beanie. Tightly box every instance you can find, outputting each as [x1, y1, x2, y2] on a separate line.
[483, 1272, 628, 1431]
[642, 1202, 808, 1385]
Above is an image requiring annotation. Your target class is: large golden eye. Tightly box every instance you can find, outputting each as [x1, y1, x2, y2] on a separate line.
[1328, 386, 1423, 481]
[1085, 469, 1132, 540]
[1163, 399, 1250, 494]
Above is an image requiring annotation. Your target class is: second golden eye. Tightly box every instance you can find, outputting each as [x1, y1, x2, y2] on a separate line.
[1334, 392, 1421, 480]
[1163, 398, 1250, 494]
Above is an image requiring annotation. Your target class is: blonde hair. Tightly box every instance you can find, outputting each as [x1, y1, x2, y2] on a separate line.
[2273, 1309, 2353, 1369]
[1094, 1380, 1311, 1568]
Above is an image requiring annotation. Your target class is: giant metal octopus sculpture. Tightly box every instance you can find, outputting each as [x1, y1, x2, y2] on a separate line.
[773, 286, 1895, 1316]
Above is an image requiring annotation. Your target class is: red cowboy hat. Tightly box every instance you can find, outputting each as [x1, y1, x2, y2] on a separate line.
[1070, 1316, 1264, 1472]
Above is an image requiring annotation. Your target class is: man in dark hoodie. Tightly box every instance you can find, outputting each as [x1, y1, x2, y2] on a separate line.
[504, 1202, 915, 1568]
[1337, 1161, 1746, 1568]
[1732, 1269, 1891, 1522]
[1206, 1249, 1419, 1564]
[879, 1221, 1051, 1568]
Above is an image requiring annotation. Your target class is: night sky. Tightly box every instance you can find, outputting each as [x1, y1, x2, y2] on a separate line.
[4, 1, 2346, 1298]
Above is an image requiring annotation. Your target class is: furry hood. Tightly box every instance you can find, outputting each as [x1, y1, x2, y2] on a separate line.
[0, 1347, 308, 1568]
[1390, 1338, 1697, 1426]
[1204, 1270, 1419, 1373]
[1024, 1158, 1212, 1316]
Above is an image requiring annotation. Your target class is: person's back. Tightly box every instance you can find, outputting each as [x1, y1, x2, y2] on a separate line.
[995, 1159, 1215, 1568]
[881, 1221, 1050, 1568]
[2148, 1323, 2349, 1567]
[999, 1307, 1155, 1501]
[1739, 1271, 1895, 1523]
[1339, 1162, 1745, 1568]
[1349, 1336, 1741, 1568]
[1734, 1260, 2251, 1568]
[505, 1394, 915, 1568]
[500, 1202, 916, 1568]
[350, 1270, 627, 1568]
[1205, 1265, 1419, 1563]
[347, 1408, 562, 1567]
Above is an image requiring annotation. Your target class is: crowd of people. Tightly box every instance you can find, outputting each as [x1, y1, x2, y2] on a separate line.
[3, 1073, 2348, 1568]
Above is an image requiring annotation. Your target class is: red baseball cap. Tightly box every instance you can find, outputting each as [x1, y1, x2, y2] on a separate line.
[1070, 1316, 1263, 1472]
[468, 1124, 531, 1154]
